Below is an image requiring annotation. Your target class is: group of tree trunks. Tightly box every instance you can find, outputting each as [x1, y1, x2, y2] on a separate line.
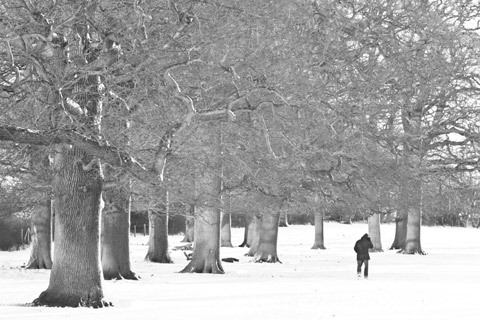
[3, 0, 458, 309]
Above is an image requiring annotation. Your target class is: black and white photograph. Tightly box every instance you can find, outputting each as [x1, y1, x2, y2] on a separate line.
[1, 1, 479, 319]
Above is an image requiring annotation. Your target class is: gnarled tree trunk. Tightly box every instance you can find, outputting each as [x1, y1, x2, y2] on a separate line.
[33, 146, 110, 307]
[25, 198, 53, 269]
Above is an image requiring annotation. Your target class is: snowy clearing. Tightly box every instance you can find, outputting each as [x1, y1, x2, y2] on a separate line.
[0, 222, 479, 320]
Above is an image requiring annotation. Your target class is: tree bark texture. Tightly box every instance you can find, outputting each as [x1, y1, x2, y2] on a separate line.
[396, 155, 424, 254]
[404, 207, 424, 254]
[245, 213, 261, 256]
[101, 185, 138, 279]
[33, 146, 110, 307]
[403, 180, 425, 254]
[25, 198, 53, 269]
[368, 213, 383, 252]
[181, 124, 223, 274]
[253, 210, 281, 263]
[311, 210, 326, 250]
[180, 203, 223, 273]
[145, 205, 173, 263]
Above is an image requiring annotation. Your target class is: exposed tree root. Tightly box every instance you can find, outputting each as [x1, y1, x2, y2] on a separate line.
[103, 269, 140, 280]
[238, 241, 250, 248]
[311, 244, 326, 250]
[24, 259, 52, 270]
[390, 245, 404, 250]
[389, 240, 405, 250]
[398, 249, 427, 255]
[252, 254, 282, 263]
[144, 253, 174, 264]
[370, 248, 384, 253]
[180, 259, 225, 274]
[32, 290, 113, 308]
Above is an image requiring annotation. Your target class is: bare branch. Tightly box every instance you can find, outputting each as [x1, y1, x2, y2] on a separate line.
[0, 125, 158, 185]
[259, 115, 277, 159]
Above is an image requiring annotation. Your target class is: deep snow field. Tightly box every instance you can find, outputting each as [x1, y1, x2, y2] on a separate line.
[0, 222, 479, 320]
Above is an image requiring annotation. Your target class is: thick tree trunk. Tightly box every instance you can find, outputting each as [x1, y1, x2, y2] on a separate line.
[220, 192, 233, 247]
[398, 95, 425, 255]
[101, 185, 138, 280]
[403, 181, 425, 254]
[25, 198, 53, 269]
[404, 207, 424, 254]
[181, 124, 224, 274]
[311, 210, 326, 250]
[253, 210, 281, 263]
[390, 208, 407, 250]
[180, 204, 223, 273]
[245, 213, 261, 256]
[368, 213, 383, 252]
[145, 207, 173, 263]
[33, 146, 110, 308]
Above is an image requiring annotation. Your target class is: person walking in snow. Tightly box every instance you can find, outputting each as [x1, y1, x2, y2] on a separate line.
[354, 233, 374, 279]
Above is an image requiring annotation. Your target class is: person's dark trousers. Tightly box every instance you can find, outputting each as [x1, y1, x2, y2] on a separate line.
[357, 260, 369, 278]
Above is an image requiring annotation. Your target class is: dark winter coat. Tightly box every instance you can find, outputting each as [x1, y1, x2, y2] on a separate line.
[354, 234, 374, 261]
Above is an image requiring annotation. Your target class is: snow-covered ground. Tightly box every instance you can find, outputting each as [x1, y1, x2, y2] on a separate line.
[0, 222, 479, 320]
